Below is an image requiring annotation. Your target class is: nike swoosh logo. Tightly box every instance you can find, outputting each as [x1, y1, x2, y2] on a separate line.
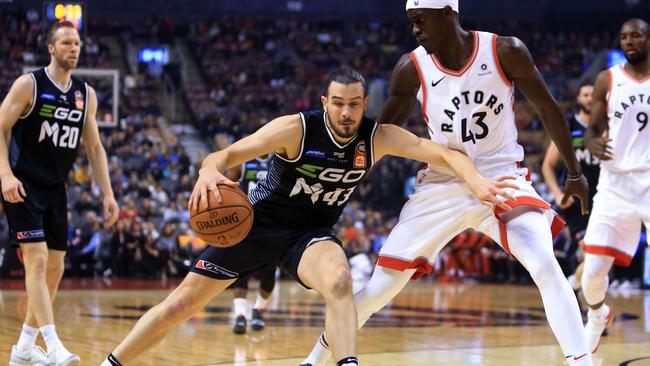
[431, 76, 446, 87]
[573, 353, 588, 361]
[617, 82, 627, 87]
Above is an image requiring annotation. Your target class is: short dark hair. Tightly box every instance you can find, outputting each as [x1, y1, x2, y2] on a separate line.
[577, 82, 593, 92]
[323, 68, 368, 97]
[623, 18, 650, 38]
[46, 21, 77, 46]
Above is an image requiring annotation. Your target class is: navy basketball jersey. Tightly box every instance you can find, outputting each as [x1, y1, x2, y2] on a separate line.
[240, 154, 272, 194]
[567, 115, 600, 199]
[250, 110, 378, 228]
[10, 68, 88, 185]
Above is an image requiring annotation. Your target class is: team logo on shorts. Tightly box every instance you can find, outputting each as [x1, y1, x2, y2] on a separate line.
[354, 141, 366, 168]
[16, 230, 45, 240]
[195, 260, 238, 278]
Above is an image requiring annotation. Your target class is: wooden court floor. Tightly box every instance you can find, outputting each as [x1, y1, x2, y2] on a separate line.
[1, 278, 649, 365]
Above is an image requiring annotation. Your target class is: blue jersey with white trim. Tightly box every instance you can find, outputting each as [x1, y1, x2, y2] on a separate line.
[250, 110, 378, 229]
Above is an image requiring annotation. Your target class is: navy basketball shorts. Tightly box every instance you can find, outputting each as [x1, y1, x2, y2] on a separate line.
[190, 215, 341, 289]
[229, 262, 277, 291]
[1, 175, 68, 251]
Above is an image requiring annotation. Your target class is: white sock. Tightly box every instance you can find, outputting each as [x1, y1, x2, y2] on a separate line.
[16, 324, 39, 350]
[302, 333, 330, 365]
[566, 352, 593, 365]
[253, 293, 269, 310]
[40, 324, 63, 352]
[233, 298, 247, 316]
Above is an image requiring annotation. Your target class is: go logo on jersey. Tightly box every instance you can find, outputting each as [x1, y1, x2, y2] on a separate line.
[295, 164, 365, 183]
[39, 105, 83, 122]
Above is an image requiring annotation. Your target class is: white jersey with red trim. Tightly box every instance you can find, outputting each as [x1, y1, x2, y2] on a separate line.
[411, 31, 522, 182]
[604, 63, 650, 173]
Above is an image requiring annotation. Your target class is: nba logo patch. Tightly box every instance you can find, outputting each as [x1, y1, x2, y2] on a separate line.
[354, 141, 366, 168]
[414, 0, 419, 5]
[75, 90, 84, 109]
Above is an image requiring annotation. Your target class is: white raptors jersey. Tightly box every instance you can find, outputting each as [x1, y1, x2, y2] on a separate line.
[604, 63, 650, 173]
[411, 31, 523, 181]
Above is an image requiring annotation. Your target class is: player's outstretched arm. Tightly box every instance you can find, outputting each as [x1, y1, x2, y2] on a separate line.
[373, 124, 516, 211]
[497, 35, 590, 214]
[0, 75, 33, 203]
[82, 86, 119, 227]
[584, 70, 613, 161]
[375, 53, 420, 126]
[189, 114, 301, 210]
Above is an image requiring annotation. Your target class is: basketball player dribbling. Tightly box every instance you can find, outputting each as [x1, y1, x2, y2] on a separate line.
[101, 68, 516, 366]
[301, 1, 595, 365]
[581, 18, 650, 353]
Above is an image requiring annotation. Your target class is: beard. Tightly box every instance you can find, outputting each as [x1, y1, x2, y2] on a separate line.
[578, 103, 591, 115]
[625, 50, 648, 65]
[326, 113, 358, 139]
[55, 55, 78, 70]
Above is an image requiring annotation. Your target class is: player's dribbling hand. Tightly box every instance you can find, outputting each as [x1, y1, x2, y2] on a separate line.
[585, 130, 613, 161]
[103, 195, 119, 227]
[468, 175, 519, 212]
[0, 173, 26, 203]
[188, 166, 239, 211]
[562, 174, 590, 215]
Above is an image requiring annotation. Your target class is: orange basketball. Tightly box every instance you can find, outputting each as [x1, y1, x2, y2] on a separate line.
[189, 184, 253, 247]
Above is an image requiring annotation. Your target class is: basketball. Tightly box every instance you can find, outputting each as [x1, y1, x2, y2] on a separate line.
[189, 184, 253, 247]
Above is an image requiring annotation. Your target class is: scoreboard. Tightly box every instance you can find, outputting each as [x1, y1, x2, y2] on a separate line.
[44, 2, 84, 32]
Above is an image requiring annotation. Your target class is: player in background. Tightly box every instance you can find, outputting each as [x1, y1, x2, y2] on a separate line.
[581, 18, 650, 353]
[541, 84, 599, 301]
[0, 21, 119, 366]
[226, 153, 277, 334]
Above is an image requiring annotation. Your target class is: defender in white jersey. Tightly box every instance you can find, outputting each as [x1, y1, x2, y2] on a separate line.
[301, 1, 594, 365]
[581, 18, 650, 354]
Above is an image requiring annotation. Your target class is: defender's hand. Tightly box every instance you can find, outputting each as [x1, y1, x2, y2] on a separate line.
[562, 175, 590, 215]
[468, 175, 519, 212]
[585, 131, 613, 161]
[1, 173, 26, 203]
[188, 167, 238, 211]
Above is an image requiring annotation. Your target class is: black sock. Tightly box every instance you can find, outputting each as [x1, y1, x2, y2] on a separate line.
[107, 353, 123, 366]
[337, 356, 358, 365]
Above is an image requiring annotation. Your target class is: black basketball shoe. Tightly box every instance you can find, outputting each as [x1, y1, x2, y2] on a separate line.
[233, 315, 247, 334]
[251, 309, 265, 331]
